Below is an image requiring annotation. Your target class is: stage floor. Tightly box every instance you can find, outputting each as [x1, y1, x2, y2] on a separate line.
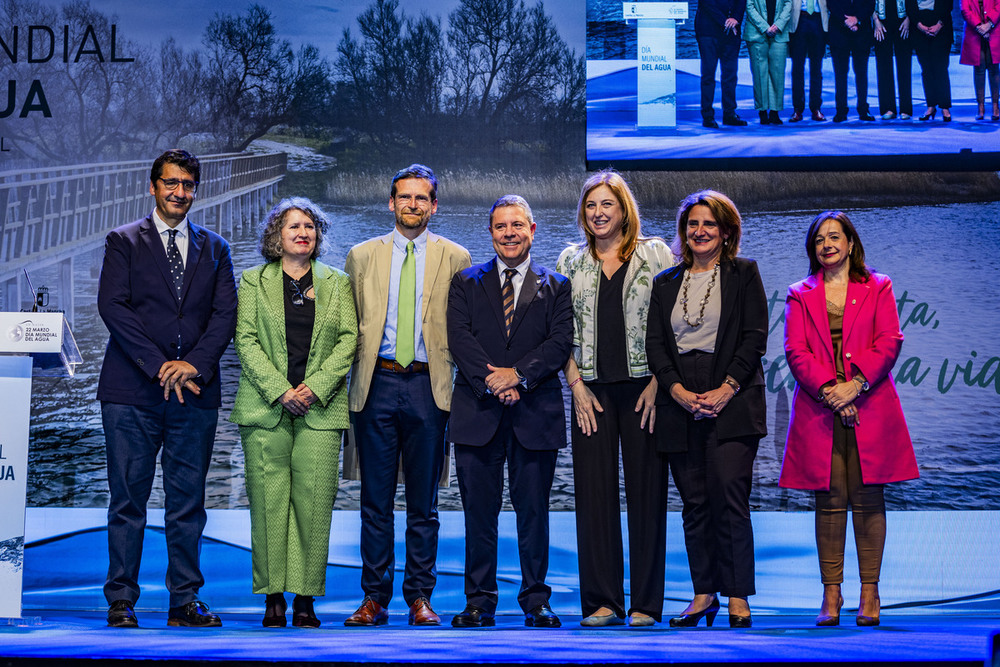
[1, 612, 997, 666]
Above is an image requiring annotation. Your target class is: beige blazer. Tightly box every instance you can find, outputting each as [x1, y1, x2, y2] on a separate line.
[344, 230, 472, 413]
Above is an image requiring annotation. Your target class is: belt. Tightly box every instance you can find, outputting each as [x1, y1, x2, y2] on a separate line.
[377, 357, 429, 373]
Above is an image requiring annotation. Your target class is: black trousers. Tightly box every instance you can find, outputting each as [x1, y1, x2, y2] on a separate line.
[913, 31, 952, 108]
[455, 411, 558, 614]
[669, 352, 759, 598]
[874, 14, 913, 115]
[572, 379, 670, 620]
[830, 30, 873, 115]
[697, 32, 742, 120]
[790, 12, 827, 113]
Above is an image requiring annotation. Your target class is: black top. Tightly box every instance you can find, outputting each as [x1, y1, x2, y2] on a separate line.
[595, 259, 630, 383]
[283, 268, 315, 388]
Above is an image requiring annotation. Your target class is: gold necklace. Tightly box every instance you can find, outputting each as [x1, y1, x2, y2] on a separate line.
[680, 263, 719, 327]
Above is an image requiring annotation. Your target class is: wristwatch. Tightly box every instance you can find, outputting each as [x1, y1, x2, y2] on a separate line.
[853, 376, 870, 393]
[513, 367, 527, 388]
[723, 376, 741, 394]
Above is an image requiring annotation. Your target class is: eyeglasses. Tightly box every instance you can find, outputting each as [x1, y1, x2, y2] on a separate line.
[289, 279, 315, 306]
[158, 177, 199, 193]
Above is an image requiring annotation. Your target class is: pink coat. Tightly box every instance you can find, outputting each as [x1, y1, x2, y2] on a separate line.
[779, 272, 919, 490]
[960, 0, 1000, 66]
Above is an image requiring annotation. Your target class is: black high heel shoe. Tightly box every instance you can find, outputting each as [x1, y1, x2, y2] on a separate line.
[669, 596, 720, 627]
[918, 108, 937, 121]
[729, 613, 753, 628]
[292, 595, 321, 628]
[263, 592, 287, 628]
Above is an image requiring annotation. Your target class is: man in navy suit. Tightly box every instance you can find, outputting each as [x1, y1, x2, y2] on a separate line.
[446, 195, 573, 628]
[696, 0, 749, 128]
[97, 149, 237, 628]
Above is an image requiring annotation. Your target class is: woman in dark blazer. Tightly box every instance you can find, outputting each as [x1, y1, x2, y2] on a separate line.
[646, 190, 767, 628]
[230, 198, 357, 628]
[908, 0, 955, 119]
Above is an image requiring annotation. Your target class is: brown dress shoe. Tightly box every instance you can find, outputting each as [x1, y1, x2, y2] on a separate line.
[408, 597, 441, 626]
[345, 597, 388, 626]
[789, 111, 804, 122]
[811, 110, 826, 122]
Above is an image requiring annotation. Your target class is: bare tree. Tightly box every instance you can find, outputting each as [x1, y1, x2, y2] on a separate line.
[202, 4, 332, 152]
[152, 38, 208, 149]
[446, 0, 565, 125]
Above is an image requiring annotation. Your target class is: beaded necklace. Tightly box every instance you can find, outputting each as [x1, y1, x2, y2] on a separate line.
[680, 262, 720, 327]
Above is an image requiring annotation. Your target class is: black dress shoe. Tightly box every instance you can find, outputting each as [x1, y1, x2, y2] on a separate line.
[263, 592, 287, 628]
[107, 599, 138, 628]
[832, 112, 848, 123]
[722, 114, 748, 126]
[452, 605, 495, 627]
[525, 603, 561, 628]
[759, 110, 770, 125]
[768, 110, 783, 125]
[859, 111, 875, 121]
[702, 118, 720, 129]
[167, 600, 222, 627]
[292, 595, 320, 628]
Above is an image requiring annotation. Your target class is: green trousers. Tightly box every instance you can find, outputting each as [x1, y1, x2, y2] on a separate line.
[240, 415, 341, 596]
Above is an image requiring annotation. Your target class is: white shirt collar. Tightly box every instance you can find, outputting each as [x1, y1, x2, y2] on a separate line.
[152, 209, 189, 237]
[393, 228, 428, 252]
[496, 255, 531, 279]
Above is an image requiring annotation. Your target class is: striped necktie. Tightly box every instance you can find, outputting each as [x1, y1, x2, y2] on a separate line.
[502, 268, 517, 337]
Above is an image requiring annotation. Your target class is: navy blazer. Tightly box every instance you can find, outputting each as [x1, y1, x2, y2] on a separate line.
[828, 0, 876, 38]
[446, 258, 573, 450]
[696, 0, 748, 36]
[97, 213, 238, 408]
[645, 257, 768, 452]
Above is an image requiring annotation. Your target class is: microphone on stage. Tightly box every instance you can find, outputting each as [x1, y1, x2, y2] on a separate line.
[23, 269, 42, 312]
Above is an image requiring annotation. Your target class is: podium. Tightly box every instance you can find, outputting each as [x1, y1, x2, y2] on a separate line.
[0, 312, 81, 619]
[623, 2, 690, 128]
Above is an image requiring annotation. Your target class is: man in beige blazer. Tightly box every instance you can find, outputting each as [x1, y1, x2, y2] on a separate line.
[343, 164, 471, 627]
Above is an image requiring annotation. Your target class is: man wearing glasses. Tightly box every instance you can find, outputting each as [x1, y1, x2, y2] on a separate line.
[343, 164, 471, 627]
[98, 149, 237, 628]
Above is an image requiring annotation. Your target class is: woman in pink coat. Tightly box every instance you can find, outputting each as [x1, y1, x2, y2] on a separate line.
[960, 0, 1000, 119]
[780, 211, 918, 628]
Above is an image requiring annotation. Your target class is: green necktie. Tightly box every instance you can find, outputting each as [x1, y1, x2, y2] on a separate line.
[396, 241, 416, 367]
[807, 0, 815, 14]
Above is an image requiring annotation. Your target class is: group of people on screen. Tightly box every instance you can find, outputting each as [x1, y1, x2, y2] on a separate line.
[696, 0, 998, 125]
[96, 150, 918, 632]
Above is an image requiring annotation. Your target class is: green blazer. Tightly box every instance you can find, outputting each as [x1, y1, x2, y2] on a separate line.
[230, 260, 357, 430]
[745, 0, 793, 42]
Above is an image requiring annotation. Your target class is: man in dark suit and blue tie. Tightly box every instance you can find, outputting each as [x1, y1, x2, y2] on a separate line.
[98, 149, 237, 628]
[446, 195, 573, 628]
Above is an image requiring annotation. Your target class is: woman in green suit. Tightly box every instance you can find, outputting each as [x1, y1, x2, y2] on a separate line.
[230, 197, 357, 628]
[746, 0, 794, 123]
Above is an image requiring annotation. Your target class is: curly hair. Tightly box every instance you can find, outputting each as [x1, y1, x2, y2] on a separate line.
[258, 197, 329, 263]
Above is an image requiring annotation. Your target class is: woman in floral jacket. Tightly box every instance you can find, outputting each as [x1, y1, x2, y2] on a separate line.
[557, 171, 674, 627]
